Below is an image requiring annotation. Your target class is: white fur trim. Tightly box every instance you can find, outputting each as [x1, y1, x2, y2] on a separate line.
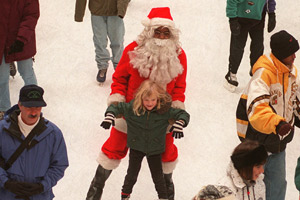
[96, 152, 121, 170]
[107, 93, 125, 106]
[171, 100, 185, 110]
[142, 18, 175, 28]
[162, 159, 178, 174]
[114, 118, 127, 133]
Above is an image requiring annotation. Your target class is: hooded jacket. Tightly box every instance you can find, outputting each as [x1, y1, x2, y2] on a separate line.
[106, 100, 190, 156]
[236, 53, 300, 153]
[0, 0, 39, 64]
[220, 161, 265, 200]
[0, 110, 69, 200]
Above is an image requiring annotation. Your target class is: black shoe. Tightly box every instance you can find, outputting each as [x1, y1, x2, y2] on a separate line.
[10, 62, 17, 78]
[96, 69, 107, 83]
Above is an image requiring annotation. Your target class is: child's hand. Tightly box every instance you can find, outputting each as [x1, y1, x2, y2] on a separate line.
[100, 113, 115, 129]
[169, 120, 184, 139]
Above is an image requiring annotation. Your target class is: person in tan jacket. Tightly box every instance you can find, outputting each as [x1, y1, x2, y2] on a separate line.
[74, 0, 130, 83]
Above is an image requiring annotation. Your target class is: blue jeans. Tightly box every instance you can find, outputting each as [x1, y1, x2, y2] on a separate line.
[91, 15, 125, 70]
[0, 56, 37, 111]
[264, 150, 286, 200]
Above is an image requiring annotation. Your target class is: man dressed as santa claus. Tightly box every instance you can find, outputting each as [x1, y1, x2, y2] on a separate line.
[86, 7, 187, 200]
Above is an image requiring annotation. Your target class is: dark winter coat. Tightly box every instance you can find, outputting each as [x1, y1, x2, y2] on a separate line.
[75, 0, 130, 22]
[106, 101, 190, 156]
[226, 0, 276, 20]
[0, 0, 40, 64]
[0, 110, 69, 200]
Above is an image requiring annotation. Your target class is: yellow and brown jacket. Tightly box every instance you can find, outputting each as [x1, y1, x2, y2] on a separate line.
[236, 53, 300, 153]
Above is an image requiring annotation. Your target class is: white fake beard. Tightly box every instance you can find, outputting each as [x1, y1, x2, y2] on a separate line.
[129, 37, 183, 85]
[153, 38, 170, 47]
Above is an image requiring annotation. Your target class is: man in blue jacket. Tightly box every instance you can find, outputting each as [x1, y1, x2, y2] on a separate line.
[224, 0, 276, 92]
[0, 85, 69, 200]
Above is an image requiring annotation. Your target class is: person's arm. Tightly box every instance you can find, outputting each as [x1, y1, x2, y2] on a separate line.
[247, 69, 285, 134]
[0, 126, 9, 188]
[117, 0, 130, 18]
[74, 0, 87, 22]
[17, 0, 39, 45]
[226, 0, 244, 18]
[170, 49, 187, 109]
[108, 43, 136, 105]
[39, 126, 68, 191]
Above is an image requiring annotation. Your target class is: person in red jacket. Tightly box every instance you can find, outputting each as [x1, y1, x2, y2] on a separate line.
[86, 7, 187, 200]
[0, 0, 39, 120]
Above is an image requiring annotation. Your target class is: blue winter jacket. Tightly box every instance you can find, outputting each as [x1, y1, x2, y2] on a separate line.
[0, 110, 69, 200]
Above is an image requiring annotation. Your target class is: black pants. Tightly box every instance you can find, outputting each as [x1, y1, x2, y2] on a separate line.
[228, 12, 266, 74]
[122, 149, 168, 199]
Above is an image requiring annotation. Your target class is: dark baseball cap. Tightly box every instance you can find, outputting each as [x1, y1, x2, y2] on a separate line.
[19, 85, 47, 107]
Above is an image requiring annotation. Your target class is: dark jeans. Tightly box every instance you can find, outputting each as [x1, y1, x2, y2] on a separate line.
[228, 12, 266, 74]
[122, 149, 168, 199]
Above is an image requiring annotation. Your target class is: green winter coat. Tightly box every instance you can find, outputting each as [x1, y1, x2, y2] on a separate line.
[106, 101, 190, 156]
[226, 0, 266, 20]
[75, 0, 130, 22]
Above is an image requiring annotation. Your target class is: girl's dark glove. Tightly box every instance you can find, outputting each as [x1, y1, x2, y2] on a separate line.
[169, 120, 185, 139]
[100, 113, 115, 129]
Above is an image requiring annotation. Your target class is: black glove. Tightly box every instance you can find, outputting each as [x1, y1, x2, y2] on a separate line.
[229, 18, 241, 36]
[169, 120, 185, 139]
[22, 183, 44, 196]
[276, 121, 294, 136]
[4, 180, 31, 196]
[267, 12, 276, 33]
[8, 40, 24, 55]
[100, 113, 115, 129]
[15, 195, 30, 200]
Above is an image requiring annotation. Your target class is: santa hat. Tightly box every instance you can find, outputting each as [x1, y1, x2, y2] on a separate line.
[142, 7, 175, 28]
[192, 185, 235, 200]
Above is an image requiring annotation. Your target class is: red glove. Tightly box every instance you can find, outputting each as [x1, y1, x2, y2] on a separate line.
[276, 121, 294, 136]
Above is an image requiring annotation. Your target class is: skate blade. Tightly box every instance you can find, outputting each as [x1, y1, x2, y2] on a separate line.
[98, 82, 104, 86]
[223, 80, 237, 93]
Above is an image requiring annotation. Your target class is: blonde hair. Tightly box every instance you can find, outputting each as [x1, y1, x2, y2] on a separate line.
[133, 80, 172, 116]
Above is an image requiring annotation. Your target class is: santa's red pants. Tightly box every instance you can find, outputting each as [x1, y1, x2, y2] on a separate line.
[101, 127, 178, 162]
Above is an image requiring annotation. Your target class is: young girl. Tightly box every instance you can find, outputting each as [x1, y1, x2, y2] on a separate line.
[100, 80, 190, 200]
[224, 139, 268, 200]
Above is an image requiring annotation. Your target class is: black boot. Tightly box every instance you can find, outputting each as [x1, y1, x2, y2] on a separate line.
[86, 165, 112, 200]
[163, 173, 174, 200]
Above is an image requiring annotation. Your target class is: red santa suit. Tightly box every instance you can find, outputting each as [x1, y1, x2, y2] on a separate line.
[97, 7, 187, 174]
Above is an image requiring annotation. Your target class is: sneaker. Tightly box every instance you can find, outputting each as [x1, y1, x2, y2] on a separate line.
[0, 111, 5, 120]
[96, 69, 107, 83]
[10, 62, 17, 78]
[224, 71, 238, 92]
